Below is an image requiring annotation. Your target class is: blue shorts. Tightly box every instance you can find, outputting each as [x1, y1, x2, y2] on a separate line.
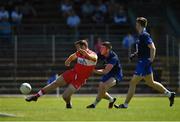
[101, 71, 123, 82]
[134, 59, 153, 76]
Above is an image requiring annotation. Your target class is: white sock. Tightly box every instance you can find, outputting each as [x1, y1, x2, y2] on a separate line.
[37, 90, 44, 97]
[164, 90, 171, 97]
[93, 98, 101, 106]
[109, 96, 114, 103]
[67, 102, 72, 106]
[124, 103, 128, 108]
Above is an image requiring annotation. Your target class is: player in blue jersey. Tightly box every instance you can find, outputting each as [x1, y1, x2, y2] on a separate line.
[86, 41, 123, 108]
[114, 17, 176, 109]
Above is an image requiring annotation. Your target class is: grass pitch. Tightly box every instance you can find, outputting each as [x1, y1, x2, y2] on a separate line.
[0, 95, 180, 121]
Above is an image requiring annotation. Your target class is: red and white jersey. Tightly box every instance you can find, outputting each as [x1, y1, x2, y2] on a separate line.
[74, 49, 97, 79]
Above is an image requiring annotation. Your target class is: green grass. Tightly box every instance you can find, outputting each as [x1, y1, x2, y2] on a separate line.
[0, 96, 180, 121]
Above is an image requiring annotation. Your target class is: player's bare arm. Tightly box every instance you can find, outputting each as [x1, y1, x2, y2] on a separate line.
[94, 64, 113, 75]
[148, 42, 156, 62]
[65, 53, 77, 67]
[79, 49, 97, 62]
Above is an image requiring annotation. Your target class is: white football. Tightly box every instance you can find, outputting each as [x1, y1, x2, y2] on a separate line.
[20, 83, 32, 94]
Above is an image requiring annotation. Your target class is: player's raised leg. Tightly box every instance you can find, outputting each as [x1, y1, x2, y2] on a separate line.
[114, 75, 142, 108]
[25, 75, 67, 102]
[144, 73, 176, 107]
[62, 84, 77, 108]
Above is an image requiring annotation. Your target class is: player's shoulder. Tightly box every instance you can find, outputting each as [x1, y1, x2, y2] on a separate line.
[87, 49, 97, 56]
[110, 51, 119, 60]
[141, 31, 150, 37]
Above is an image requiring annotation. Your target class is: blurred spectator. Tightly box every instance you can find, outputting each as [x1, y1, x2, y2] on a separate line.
[81, 0, 94, 17]
[0, 19, 12, 42]
[11, 6, 23, 25]
[21, 2, 37, 17]
[122, 33, 135, 49]
[0, 6, 9, 21]
[113, 5, 127, 25]
[94, 37, 103, 53]
[92, 0, 108, 23]
[60, 0, 73, 17]
[67, 10, 81, 28]
[96, 0, 108, 14]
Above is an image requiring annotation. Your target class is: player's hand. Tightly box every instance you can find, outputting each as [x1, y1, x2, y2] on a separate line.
[129, 54, 136, 61]
[65, 61, 70, 67]
[150, 58, 154, 63]
[146, 58, 153, 66]
[79, 49, 87, 56]
[148, 58, 154, 65]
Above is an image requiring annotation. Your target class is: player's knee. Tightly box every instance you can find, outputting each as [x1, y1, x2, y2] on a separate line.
[55, 76, 66, 85]
[62, 94, 66, 100]
[55, 78, 62, 85]
[51, 81, 59, 86]
[99, 83, 106, 90]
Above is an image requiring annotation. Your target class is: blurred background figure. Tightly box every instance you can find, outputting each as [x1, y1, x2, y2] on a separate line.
[122, 33, 135, 49]
[96, 0, 108, 15]
[81, 0, 94, 19]
[0, 6, 9, 21]
[0, 17, 12, 42]
[11, 6, 23, 25]
[0, 5, 11, 42]
[60, 0, 73, 18]
[113, 5, 127, 25]
[94, 36, 103, 53]
[66, 10, 81, 28]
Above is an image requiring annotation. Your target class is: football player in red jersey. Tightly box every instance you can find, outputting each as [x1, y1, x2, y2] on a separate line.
[25, 40, 97, 108]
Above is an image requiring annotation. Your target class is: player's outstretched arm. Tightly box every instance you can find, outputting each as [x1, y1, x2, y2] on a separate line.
[94, 64, 113, 75]
[65, 53, 77, 66]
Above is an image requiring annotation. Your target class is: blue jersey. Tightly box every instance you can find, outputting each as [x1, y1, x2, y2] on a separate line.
[135, 30, 153, 76]
[137, 30, 153, 59]
[98, 51, 123, 82]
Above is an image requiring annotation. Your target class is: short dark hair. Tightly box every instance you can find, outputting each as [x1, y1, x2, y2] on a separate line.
[74, 39, 88, 48]
[136, 17, 147, 27]
[102, 41, 112, 50]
